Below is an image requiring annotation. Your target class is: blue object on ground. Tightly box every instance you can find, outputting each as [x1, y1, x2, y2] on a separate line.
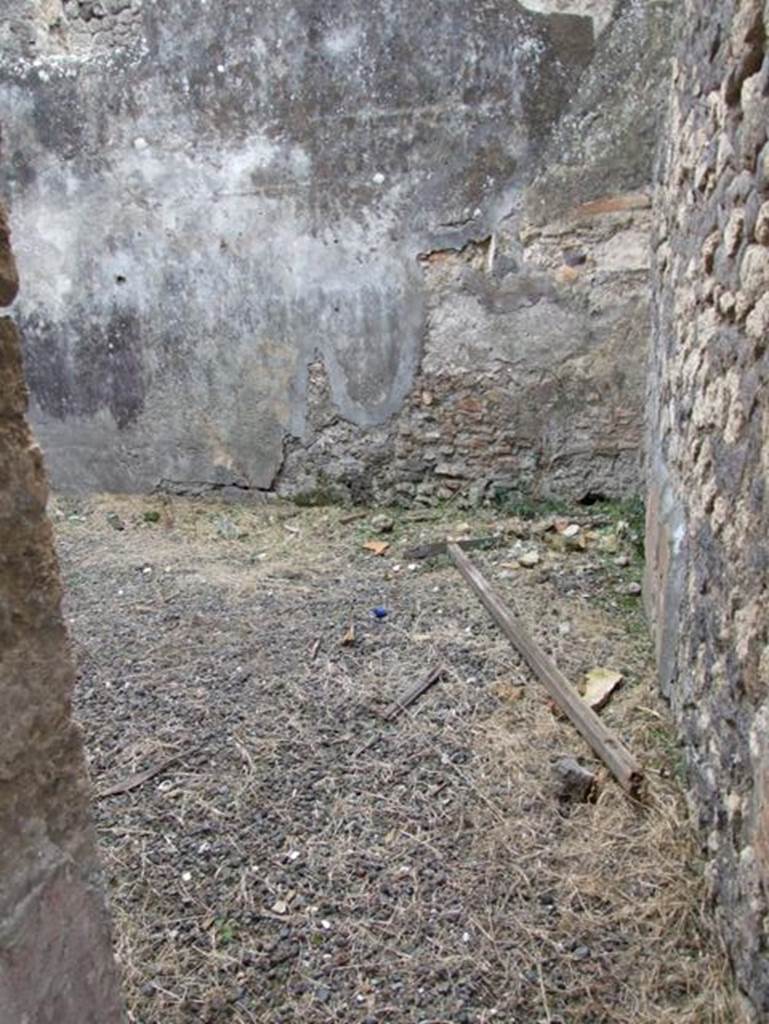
[372, 607, 389, 619]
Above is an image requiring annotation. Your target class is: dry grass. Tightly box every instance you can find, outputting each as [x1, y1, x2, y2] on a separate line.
[53, 494, 736, 1023]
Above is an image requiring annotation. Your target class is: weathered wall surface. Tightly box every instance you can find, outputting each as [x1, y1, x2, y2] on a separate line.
[647, 0, 769, 1016]
[1, 1, 669, 502]
[0, 174, 123, 1018]
[280, 0, 672, 506]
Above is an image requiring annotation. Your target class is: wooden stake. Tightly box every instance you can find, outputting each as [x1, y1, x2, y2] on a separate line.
[447, 543, 644, 797]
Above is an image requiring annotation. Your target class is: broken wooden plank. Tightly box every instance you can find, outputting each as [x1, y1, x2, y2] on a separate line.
[404, 535, 503, 561]
[384, 665, 447, 722]
[447, 543, 644, 797]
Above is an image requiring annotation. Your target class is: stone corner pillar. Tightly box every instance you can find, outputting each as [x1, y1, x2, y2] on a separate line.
[0, 204, 125, 1022]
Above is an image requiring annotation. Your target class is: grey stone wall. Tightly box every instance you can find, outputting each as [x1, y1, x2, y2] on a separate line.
[0, 159, 123, 1021]
[1, 0, 671, 503]
[647, 0, 769, 1016]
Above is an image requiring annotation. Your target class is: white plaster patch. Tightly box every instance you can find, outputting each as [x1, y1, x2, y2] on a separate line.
[322, 25, 362, 58]
[595, 229, 650, 273]
[518, 0, 617, 35]
[224, 136, 283, 185]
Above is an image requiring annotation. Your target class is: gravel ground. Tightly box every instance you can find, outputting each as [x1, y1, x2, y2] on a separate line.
[54, 495, 735, 1024]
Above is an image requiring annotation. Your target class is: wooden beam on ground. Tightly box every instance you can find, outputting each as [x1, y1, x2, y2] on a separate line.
[384, 664, 447, 722]
[447, 542, 644, 797]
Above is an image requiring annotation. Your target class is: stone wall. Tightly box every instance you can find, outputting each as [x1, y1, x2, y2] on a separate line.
[647, 0, 769, 1016]
[0, 158, 123, 1019]
[0, 0, 671, 503]
[2, 0, 144, 58]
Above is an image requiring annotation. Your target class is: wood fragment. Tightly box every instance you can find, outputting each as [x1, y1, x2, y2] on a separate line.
[339, 510, 367, 525]
[430, 779, 452, 799]
[352, 734, 384, 759]
[447, 543, 644, 797]
[96, 749, 193, 799]
[384, 665, 447, 722]
[403, 535, 502, 561]
[309, 635, 322, 661]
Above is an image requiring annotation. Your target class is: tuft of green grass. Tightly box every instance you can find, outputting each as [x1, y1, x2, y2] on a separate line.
[214, 919, 238, 945]
[588, 495, 646, 559]
[491, 491, 573, 519]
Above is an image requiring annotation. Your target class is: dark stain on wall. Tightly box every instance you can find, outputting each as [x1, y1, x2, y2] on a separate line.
[23, 306, 145, 428]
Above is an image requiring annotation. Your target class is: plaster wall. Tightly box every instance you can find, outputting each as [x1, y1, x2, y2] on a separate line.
[1, 1, 670, 501]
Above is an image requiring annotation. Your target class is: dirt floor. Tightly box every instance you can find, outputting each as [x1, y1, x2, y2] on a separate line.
[54, 494, 736, 1024]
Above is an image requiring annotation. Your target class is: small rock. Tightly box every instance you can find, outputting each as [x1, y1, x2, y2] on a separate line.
[624, 581, 642, 596]
[563, 523, 587, 551]
[583, 667, 624, 710]
[216, 516, 239, 540]
[518, 550, 541, 568]
[435, 462, 468, 478]
[530, 518, 554, 537]
[614, 554, 631, 567]
[552, 757, 596, 804]
[371, 513, 394, 533]
[573, 945, 591, 961]
[505, 516, 529, 539]
[544, 532, 567, 552]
